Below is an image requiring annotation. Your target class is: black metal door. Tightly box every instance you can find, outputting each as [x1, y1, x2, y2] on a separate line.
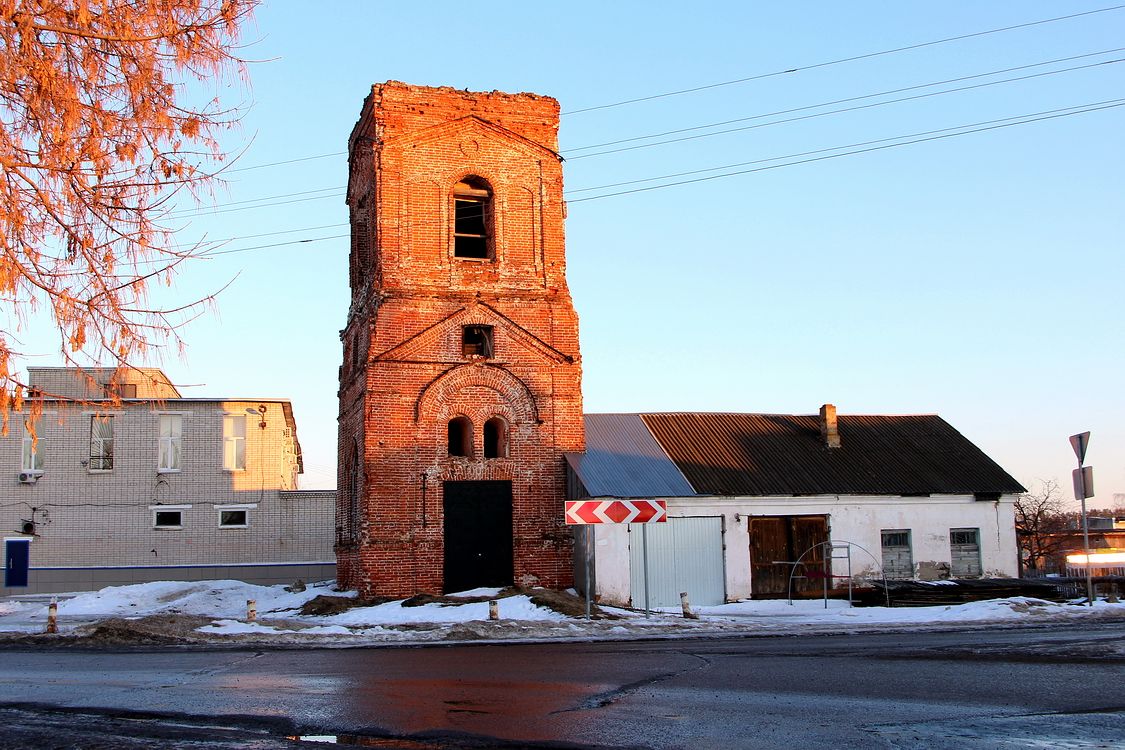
[443, 480, 514, 594]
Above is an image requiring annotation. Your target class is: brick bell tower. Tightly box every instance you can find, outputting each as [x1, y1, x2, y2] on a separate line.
[336, 82, 584, 597]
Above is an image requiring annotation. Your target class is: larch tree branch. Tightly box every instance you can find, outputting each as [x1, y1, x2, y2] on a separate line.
[0, 0, 258, 423]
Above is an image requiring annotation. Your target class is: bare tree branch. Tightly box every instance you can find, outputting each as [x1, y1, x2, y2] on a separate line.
[0, 0, 258, 405]
[1014, 479, 1070, 575]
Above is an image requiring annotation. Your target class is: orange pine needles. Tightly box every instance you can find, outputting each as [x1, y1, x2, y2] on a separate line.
[0, 0, 257, 418]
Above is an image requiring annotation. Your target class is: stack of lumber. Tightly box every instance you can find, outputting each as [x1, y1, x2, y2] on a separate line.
[868, 578, 1068, 607]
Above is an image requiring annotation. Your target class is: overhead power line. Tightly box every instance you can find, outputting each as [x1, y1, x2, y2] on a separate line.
[169, 186, 341, 219]
[566, 99, 1125, 202]
[567, 58, 1125, 160]
[193, 97, 1123, 256]
[565, 100, 1125, 194]
[227, 151, 345, 173]
[562, 5, 1125, 114]
[201, 234, 350, 257]
[219, 6, 1125, 174]
[174, 191, 341, 218]
[565, 48, 1125, 152]
[171, 51, 1123, 218]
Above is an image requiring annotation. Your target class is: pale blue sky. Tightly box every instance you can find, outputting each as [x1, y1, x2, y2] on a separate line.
[17, 2, 1125, 501]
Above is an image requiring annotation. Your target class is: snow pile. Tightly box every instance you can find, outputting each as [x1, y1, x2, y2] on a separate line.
[0, 601, 33, 617]
[693, 595, 1125, 627]
[52, 579, 337, 619]
[320, 594, 566, 627]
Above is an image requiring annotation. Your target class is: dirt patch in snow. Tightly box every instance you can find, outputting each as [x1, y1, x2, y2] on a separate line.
[524, 588, 617, 619]
[77, 616, 212, 645]
[402, 591, 501, 607]
[299, 594, 391, 616]
[0, 614, 216, 647]
[399, 587, 617, 619]
[306, 587, 610, 619]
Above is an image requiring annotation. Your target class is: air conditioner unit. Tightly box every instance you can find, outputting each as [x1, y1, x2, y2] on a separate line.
[18, 472, 39, 484]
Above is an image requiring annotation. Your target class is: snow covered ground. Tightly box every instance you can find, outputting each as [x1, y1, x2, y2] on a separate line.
[1, 579, 1122, 646]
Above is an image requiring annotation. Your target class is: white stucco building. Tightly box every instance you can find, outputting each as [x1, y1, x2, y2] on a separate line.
[566, 406, 1024, 607]
[1, 367, 334, 595]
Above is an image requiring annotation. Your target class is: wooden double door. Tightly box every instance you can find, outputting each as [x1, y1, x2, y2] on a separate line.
[749, 515, 828, 598]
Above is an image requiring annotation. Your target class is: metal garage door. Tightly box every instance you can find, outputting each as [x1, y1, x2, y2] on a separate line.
[629, 516, 725, 608]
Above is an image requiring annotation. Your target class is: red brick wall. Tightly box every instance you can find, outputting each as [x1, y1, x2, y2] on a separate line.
[337, 82, 584, 598]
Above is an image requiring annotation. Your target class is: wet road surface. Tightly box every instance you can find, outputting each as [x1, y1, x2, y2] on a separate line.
[0, 624, 1122, 749]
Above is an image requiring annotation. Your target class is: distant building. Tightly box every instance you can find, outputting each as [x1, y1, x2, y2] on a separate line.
[566, 406, 1025, 607]
[1, 367, 333, 595]
[1039, 523, 1125, 577]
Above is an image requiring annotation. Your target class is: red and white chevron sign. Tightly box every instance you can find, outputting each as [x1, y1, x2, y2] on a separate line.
[564, 499, 667, 525]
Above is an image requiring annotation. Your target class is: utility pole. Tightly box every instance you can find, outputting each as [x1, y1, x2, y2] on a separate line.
[1069, 432, 1095, 606]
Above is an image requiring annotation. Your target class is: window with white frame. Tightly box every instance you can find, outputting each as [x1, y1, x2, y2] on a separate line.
[158, 414, 182, 472]
[223, 415, 246, 471]
[215, 503, 255, 528]
[21, 421, 44, 473]
[150, 504, 190, 529]
[89, 416, 114, 471]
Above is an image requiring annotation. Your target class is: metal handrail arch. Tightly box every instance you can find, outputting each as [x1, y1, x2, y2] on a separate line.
[785, 539, 890, 608]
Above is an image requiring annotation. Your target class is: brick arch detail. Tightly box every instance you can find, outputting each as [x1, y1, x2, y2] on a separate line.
[415, 363, 540, 424]
[450, 170, 495, 192]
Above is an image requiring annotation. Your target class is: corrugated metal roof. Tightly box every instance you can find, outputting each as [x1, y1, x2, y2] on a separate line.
[640, 413, 1026, 496]
[565, 414, 695, 498]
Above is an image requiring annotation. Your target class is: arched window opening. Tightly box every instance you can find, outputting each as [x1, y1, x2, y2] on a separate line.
[483, 417, 508, 459]
[453, 178, 491, 259]
[448, 416, 473, 457]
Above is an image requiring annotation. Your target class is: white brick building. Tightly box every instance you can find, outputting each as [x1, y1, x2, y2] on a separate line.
[1, 368, 334, 594]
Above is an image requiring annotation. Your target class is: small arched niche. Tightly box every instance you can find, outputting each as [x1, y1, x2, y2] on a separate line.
[483, 416, 508, 459]
[447, 416, 473, 457]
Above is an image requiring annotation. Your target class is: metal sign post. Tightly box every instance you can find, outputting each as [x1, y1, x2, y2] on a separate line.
[1070, 432, 1095, 606]
[584, 525, 594, 620]
[642, 523, 651, 615]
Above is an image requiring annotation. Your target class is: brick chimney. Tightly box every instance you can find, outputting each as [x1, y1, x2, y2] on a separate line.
[819, 403, 841, 449]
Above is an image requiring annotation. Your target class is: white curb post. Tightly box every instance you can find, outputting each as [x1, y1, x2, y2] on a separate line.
[679, 591, 698, 620]
[246, 599, 257, 623]
[46, 597, 58, 634]
[488, 600, 499, 621]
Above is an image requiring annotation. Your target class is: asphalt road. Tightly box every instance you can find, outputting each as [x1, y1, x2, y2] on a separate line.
[0, 623, 1122, 749]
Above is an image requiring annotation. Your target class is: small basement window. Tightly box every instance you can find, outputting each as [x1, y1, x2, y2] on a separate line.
[448, 416, 472, 457]
[151, 505, 190, 528]
[453, 178, 491, 259]
[462, 325, 494, 358]
[153, 510, 183, 529]
[219, 509, 248, 528]
[483, 417, 508, 459]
